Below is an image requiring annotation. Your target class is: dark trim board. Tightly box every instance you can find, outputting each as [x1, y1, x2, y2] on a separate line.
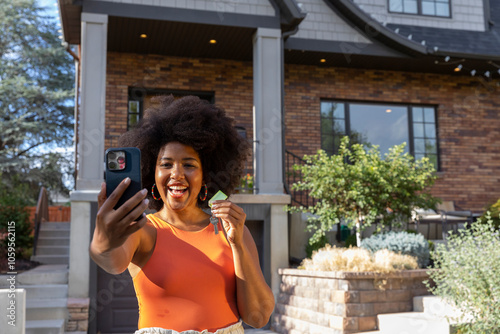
[82, 1, 280, 29]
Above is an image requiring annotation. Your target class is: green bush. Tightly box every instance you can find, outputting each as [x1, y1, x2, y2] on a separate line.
[288, 136, 439, 248]
[0, 182, 34, 259]
[360, 230, 430, 268]
[426, 213, 500, 333]
[478, 199, 500, 230]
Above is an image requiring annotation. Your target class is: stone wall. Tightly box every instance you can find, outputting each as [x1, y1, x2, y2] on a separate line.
[65, 298, 90, 332]
[272, 268, 432, 334]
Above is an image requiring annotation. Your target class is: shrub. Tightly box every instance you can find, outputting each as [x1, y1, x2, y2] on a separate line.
[360, 230, 430, 268]
[0, 182, 34, 259]
[300, 245, 418, 273]
[478, 199, 500, 230]
[288, 136, 439, 248]
[426, 213, 500, 333]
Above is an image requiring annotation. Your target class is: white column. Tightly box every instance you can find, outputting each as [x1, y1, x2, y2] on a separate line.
[77, 13, 108, 191]
[270, 203, 289, 297]
[68, 12, 107, 299]
[253, 28, 284, 194]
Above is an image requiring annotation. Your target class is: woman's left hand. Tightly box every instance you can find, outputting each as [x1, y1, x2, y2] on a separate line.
[211, 200, 246, 246]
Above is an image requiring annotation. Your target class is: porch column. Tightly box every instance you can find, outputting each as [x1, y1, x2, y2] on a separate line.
[252, 28, 284, 194]
[68, 13, 108, 300]
[76, 12, 108, 191]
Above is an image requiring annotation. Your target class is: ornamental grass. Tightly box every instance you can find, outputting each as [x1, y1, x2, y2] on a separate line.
[300, 245, 419, 273]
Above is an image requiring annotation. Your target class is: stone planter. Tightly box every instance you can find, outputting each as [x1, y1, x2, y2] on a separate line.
[272, 268, 432, 334]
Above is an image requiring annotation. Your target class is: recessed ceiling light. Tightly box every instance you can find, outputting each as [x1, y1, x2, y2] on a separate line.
[140, 34, 147, 39]
[209, 39, 217, 44]
[386, 109, 392, 113]
[320, 59, 326, 63]
[454, 64, 462, 72]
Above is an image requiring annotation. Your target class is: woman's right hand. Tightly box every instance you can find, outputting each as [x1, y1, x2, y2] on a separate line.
[92, 178, 149, 254]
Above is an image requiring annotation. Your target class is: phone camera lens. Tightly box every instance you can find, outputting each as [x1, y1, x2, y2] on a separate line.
[108, 152, 116, 160]
[117, 156, 125, 164]
[108, 162, 117, 169]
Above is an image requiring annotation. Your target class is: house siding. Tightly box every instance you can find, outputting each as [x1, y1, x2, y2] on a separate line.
[294, 0, 372, 43]
[105, 52, 500, 213]
[353, 0, 486, 32]
[89, 0, 276, 16]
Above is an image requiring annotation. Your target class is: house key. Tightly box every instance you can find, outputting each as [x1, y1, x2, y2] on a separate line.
[209, 190, 228, 235]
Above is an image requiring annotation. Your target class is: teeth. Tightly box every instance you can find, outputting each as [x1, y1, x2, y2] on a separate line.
[169, 186, 187, 190]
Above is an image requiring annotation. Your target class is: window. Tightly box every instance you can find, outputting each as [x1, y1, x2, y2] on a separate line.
[127, 88, 214, 130]
[320, 101, 439, 169]
[389, 0, 451, 17]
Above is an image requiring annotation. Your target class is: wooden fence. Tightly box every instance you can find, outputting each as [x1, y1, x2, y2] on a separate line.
[28, 206, 71, 223]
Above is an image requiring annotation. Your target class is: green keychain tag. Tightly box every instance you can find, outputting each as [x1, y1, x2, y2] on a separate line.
[209, 190, 228, 208]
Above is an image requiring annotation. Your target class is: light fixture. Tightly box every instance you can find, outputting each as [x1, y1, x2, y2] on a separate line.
[445, 56, 450, 62]
[454, 64, 463, 72]
[320, 59, 326, 63]
[471, 70, 477, 76]
[140, 34, 147, 39]
[209, 39, 217, 44]
[386, 109, 392, 113]
[485, 71, 491, 78]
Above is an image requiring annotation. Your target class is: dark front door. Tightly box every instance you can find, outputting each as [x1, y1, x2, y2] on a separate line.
[94, 267, 139, 334]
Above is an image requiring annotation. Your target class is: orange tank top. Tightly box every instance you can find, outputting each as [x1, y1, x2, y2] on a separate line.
[132, 214, 240, 331]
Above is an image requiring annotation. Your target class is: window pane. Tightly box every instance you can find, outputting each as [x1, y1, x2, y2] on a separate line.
[427, 154, 438, 169]
[425, 139, 437, 154]
[128, 101, 139, 114]
[422, 1, 436, 15]
[413, 123, 424, 138]
[321, 117, 334, 135]
[425, 123, 436, 138]
[412, 107, 423, 122]
[350, 104, 409, 155]
[415, 153, 425, 161]
[404, 0, 418, 13]
[128, 113, 139, 127]
[415, 139, 425, 153]
[424, 108, 435, 123]
[334, 119, 346, 134]
[436, 3, 449, 16]
[389, 0, 403, 12]
[333, 103, 345, 119]
[321, 134, 334, 152]
[321, 102, 334, 118]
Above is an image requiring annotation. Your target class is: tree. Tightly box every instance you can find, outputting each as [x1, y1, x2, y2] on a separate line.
[290, 136, 439, 246]
[0, 0, 75, 199]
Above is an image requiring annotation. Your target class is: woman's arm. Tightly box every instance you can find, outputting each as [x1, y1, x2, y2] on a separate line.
[90, 178, 149, 274]
[212, 201, 275, 328]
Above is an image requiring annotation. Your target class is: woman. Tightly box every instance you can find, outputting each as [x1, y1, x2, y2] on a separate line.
[90, 96, 275, 334]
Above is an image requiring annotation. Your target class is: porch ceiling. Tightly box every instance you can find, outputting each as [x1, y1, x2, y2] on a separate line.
[107, 16, 255, 61]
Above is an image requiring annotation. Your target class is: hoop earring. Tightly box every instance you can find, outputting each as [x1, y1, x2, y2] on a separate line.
[199, 184, 208, 202]
[151, 184, 161, 201]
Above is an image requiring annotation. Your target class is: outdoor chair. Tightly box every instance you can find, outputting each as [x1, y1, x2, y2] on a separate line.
[412, 201, 474, 240]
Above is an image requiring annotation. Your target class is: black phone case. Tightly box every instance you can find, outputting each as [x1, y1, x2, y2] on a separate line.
[105, 147, 142, 211]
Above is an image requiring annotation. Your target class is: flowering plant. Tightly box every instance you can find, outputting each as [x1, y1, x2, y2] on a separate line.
[240, 173, 254, 192]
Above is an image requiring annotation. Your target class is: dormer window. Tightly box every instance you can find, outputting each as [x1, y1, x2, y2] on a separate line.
[389, 0, 451, 18]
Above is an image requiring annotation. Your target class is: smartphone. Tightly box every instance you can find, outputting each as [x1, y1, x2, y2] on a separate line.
[105, 147, 143, 218]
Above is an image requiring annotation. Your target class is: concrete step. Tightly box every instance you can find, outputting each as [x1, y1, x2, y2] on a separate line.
[26, 319, 64, 334]
[26, 298, 68, 321]
[40, 222, 71, 230]
[413, 296, 462, 319]
[39, 229, 70, 238]
[378, 312, 456, 334]
[21, 284, 68, 300]
[37, 236, 70, 246]
[31, 254, 70, 265]
[16, 265, 68, 285]
[36, 245, 70, 255]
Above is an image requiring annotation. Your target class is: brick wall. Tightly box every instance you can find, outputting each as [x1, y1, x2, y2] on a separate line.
[284, 65, 500, 213]
[105, 52, 500, 213]
[273, 268, 431, 334]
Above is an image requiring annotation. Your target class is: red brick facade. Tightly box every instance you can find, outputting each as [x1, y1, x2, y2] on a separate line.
[105, 52, 500, 213]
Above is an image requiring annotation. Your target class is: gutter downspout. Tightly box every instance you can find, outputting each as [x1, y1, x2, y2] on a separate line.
[63, 42, 80, 189]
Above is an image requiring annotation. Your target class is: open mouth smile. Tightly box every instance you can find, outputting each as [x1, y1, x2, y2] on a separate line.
[167, 185, 188, 198]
